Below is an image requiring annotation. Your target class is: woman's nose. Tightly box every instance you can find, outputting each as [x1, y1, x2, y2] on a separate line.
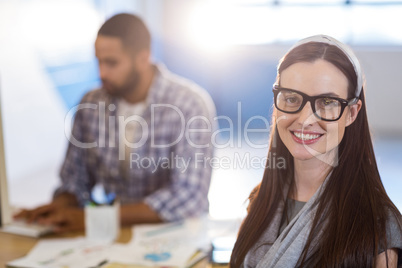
[296, 101, 318, 126]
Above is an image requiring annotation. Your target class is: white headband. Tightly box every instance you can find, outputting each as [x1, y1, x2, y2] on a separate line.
[288, 34, 363, 97]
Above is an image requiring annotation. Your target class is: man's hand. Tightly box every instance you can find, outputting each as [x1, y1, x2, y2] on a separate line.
[14, 203, 61, 223]
[37, 207, 85, 233]
[13, 193, 84, 233]
[14, 204, 85, 233]
[120, 202, 162, 225]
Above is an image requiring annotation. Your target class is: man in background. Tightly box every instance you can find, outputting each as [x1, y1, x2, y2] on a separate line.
[16, 13, 216, 232]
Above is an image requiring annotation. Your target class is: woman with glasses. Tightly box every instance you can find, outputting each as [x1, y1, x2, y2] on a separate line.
[230, 35, 402, 268]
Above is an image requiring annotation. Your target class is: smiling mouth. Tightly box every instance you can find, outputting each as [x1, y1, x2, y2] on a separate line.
[291, 131, 324, 142]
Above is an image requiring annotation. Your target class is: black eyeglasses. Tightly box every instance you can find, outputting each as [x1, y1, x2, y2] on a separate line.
[273, 85, 359, 121]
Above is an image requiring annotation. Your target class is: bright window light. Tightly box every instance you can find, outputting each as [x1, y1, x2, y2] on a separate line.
[280, 0, 344, 4]
[19, 0, 102, 61]
[187, 1, 402, 51]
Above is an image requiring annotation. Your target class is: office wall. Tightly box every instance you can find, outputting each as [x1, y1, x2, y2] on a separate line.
[356, 48, 402, 137]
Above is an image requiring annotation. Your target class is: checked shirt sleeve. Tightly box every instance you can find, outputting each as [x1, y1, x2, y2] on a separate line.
[144, 93, 216, 221]
[53, 94, 97, 206]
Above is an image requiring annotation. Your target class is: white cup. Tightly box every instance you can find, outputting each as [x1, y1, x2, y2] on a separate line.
[85, 202, 120, 242]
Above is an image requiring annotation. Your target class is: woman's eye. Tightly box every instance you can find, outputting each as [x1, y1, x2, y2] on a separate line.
[319, 98, 338, 107]
[286, 97, 299, 104]
[283, 92, 301, 104]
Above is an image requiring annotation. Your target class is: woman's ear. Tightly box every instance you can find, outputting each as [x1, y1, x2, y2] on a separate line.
[346, 99, 362, 127]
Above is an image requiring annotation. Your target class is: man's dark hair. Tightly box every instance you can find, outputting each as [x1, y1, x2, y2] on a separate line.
[98, 13, 151, 53]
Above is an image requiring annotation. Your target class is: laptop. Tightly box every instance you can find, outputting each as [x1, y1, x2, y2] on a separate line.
[0, 83, 53, 237]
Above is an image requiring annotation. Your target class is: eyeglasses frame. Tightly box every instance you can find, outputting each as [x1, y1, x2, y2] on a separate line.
[272, 85, 359, 122]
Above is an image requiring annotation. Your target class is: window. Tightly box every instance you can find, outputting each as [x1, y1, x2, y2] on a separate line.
[188, 0, 402, 49]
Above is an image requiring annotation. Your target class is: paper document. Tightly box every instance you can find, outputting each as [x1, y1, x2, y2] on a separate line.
[7, 237, 111, 268]
[7, 217, 241, 268]
[108, 218, 210, 267]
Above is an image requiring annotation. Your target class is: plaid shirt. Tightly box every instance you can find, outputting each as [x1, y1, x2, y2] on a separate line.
[55, 64, 216, 221]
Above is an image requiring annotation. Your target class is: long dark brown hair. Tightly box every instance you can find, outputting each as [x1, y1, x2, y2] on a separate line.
[230, 43, 402, 267]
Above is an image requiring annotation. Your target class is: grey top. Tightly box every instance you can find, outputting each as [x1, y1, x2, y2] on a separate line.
[279, 199, 401, 255]
[279, 199, 306, 235]
[243, 198, 402, 267]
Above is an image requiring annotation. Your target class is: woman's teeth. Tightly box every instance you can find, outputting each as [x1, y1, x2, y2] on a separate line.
[293, 132, 321, 141]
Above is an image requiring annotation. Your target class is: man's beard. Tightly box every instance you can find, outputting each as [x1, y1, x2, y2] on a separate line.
[102, 68, 140, 98]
